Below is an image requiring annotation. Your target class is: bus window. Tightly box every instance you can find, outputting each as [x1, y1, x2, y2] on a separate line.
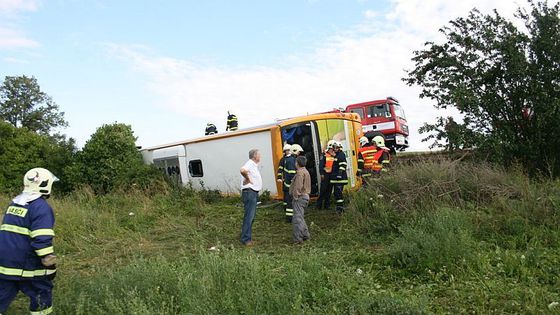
[189, 160, 204, 177]
[368, 104, 391, 118]
[349, 108, 364, 119]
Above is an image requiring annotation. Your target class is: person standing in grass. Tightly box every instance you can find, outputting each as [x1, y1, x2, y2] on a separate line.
[240, 149, 262, 246]
[0, 168, 59, 315]
[289, 156, 311, 244]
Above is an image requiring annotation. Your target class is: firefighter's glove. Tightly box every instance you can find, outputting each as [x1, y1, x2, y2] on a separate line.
[41, 254, 57, 267]
[356, 170, 362, 177]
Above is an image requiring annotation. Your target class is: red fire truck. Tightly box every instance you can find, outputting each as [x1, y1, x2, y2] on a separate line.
[336, 97, 409, 152]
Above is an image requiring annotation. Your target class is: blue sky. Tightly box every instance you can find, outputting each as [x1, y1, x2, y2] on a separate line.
[0, 0, 540, 150]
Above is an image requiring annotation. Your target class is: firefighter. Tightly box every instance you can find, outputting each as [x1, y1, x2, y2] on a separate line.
[330, 141, 348, 214]
[277, 144, 295, 222]
[226, 111, 239, 131]
[279, 144, 304, 221]
[316, 140, 335, 210]
[0, 168, 59, 315]
[205, 123, 218, 135]
[357, 136, 377, 186]
[371, 136, 391, 174]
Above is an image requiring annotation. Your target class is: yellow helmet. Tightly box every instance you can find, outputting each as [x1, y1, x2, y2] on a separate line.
[372, 136, 385, 147]
[290, 144, 304, 155]
[23, 168, 59, 196]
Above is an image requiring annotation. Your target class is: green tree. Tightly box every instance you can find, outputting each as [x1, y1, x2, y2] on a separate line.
[0, 75, 68, 135]
[418, 116, 481, 152]
[0, 121, 76, 194]
[405, 1, 560, 176]
[69, 123, 163, 194]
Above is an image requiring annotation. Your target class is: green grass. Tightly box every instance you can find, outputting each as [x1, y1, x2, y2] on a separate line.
[2, 160, 560, 314]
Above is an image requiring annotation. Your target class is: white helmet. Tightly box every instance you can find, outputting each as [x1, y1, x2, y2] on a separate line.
[23, 168, 59, 196]
[326, 140, 336, 150]
[290, 144, 304, 155]
[283, 143, 292, 152]
[372, 136, 385, 147]
[359, 136, 369, 147]
[335, 141, 343, 149]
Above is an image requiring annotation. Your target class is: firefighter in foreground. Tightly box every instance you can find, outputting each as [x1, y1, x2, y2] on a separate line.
[0, 168, 59, 315]
[330, 141, 348, 214]
[357, 136, 377, 186]
[316, 140, 335, 210]
[205, 123, 218, 135]
[226, 111, 238, 131]
[277, 144, 296, 222]
[371, 136, 391, 174]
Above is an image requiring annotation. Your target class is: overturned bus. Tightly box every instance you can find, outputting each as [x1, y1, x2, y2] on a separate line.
[141, 112, 363, 199]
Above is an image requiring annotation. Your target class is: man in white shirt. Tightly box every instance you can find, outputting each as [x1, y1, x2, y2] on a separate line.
[240, 149, 262, 246]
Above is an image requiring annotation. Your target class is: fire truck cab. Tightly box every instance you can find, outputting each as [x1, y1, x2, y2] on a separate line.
[343, 97, 409, 152]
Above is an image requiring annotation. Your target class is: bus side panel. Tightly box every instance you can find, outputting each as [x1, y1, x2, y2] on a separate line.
[151, 146, 187, 186]
[350, 119, 363, 191]
[270, 126, 283, 200]
[184, 131, 277, 196]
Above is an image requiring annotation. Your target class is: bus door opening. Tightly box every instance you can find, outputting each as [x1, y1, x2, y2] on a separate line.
[281, 122, 320, 196]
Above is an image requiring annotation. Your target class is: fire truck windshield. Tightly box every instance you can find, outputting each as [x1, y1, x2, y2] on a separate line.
[393, 104, 406, 119]
[367, 104, 391, 118]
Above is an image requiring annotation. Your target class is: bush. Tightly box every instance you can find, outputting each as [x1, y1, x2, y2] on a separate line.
[67, 123, 166, 194]
[0, 121, 76, 194]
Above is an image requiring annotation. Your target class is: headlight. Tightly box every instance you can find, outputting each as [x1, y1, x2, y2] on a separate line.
[401, 125, 409, 134]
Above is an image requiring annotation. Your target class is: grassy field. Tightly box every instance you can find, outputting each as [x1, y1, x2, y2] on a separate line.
[2, 160, 559, 314]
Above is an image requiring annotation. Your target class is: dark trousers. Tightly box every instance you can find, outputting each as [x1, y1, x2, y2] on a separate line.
[283, 187, 293, 223]
[361, 174, 372, 188]
[0, 278, 53, 314]
[292, 195, 310, 242]
[316, 177, 333, 209]
[333, 184, 345, 213]
[240, 189, 258, 244]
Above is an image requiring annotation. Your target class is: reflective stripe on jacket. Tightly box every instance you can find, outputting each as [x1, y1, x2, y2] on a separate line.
[0, 198, 56, 280]
[330, 150, 348, 185]
[324, 152, 335, 174]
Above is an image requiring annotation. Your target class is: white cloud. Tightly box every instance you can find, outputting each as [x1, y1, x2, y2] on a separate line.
[3, 55, 29, 63]
[0, 0, 40, 50]
[0, 27, 39, 49]
[0, 0, 39, 14]
[364, 10, 378, 19]
[108, 0, 557, 151]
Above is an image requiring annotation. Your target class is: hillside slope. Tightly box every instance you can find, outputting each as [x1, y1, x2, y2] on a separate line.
[2, 160, 559, 314]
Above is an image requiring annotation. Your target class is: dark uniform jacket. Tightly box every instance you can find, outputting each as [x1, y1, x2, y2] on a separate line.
[277, 155, 296, 189]
[0, 197, 56, 280]
[330, 150, 348, 185]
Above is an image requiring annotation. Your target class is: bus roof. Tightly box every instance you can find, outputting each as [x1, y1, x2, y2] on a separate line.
[142, 112, 360, 152]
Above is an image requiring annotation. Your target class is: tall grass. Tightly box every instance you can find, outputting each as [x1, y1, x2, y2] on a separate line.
[2, 160, 560, 314]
